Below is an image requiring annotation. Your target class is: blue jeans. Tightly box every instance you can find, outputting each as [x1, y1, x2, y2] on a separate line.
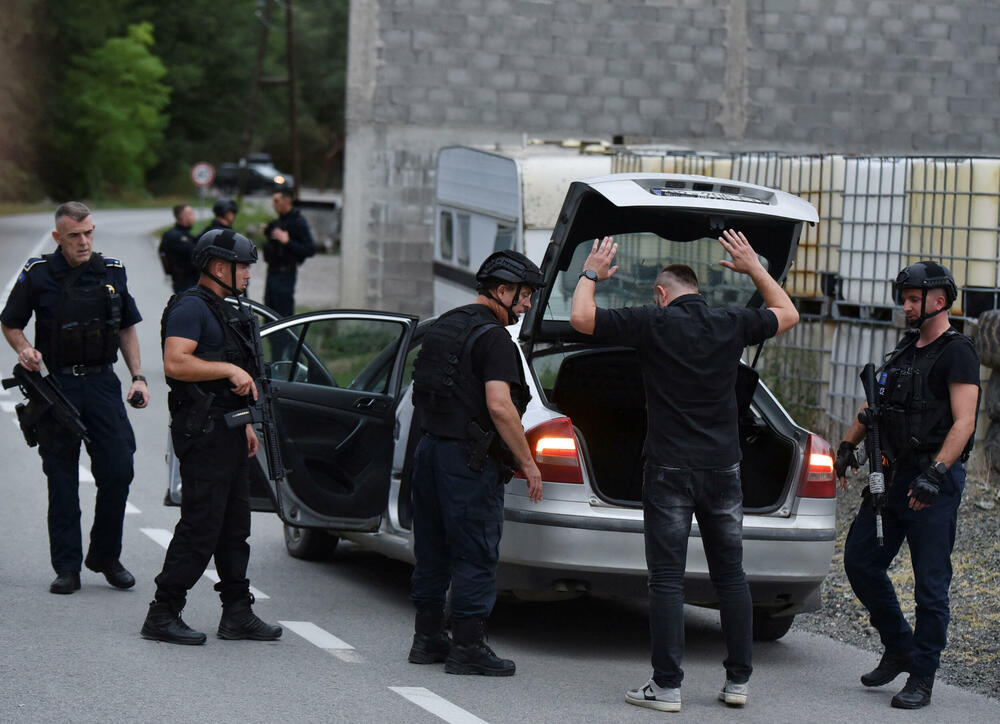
[643, 462, 752, 688]
[844, 461, 964, 677]
[410, 434, 505, 619]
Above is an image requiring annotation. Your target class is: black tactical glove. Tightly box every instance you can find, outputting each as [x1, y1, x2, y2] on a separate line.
[834, 441, 859, 479]
[910, 465, 944, 505]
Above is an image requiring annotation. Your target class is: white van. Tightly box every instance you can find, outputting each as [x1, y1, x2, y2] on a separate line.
[432, 143, 611, 314]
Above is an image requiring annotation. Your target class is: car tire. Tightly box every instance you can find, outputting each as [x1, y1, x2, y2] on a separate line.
[752, 608, 794, 641]
[975, 309, 1000, 370]
[283, 524, 339, 561]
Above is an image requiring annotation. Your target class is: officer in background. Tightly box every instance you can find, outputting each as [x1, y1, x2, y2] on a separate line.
[408, 250, 544, 676]
[835, 262, 979, 709]
[0, 202, 149, 594]
[158, 204, 199, 293]
[141, 229, 281, 646]
[263, 189, 315, 317]
[198, 197, 238, 241]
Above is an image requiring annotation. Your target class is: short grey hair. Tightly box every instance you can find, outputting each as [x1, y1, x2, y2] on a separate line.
[55, 201, 92, 224]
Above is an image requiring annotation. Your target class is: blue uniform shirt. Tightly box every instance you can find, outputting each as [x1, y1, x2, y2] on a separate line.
[0, 249, 142, 361]
[162, 292, 226, 359]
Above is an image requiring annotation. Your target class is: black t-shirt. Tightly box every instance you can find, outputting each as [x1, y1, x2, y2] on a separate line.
[592, 294, 778, 468]
[163, 293, 225, 357]
[897, 331, 980, 397]
[471, 325, 522, 387]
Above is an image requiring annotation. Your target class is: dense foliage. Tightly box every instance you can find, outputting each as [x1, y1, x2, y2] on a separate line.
[0, 0, 348, 200]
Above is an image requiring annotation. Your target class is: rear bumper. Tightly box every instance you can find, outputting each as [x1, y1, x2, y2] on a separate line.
[497, 501, 835, 611]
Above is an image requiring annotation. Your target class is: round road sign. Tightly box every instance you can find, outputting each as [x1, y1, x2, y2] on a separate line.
[191, 162, 215, 187]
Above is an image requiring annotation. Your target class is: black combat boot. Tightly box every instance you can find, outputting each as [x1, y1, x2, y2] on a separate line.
[444, 617, 515, 676]
[141, 600, 207, 645]
[891, 674, 934, 709]
[217, 594, 282, 641]
[408, 609, 451, 664]
[861, 650, 910, 687]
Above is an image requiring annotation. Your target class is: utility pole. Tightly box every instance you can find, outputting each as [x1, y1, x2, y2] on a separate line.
[240, 0, 274, 199]
[286, 0, 301, 195]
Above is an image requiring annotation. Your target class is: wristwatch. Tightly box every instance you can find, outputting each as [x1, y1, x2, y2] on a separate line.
[132, 374, 147, 383]
[578, 269, 599, 282]
[931, 460, 948, 475]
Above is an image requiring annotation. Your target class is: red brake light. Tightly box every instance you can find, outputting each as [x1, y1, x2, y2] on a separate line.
[797, 433, 836, 498]
[522, 416, 583, 484]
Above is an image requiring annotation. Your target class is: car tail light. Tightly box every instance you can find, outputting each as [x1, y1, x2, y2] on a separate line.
[797, 433, 836, 498]
[521, 416, 583, 484]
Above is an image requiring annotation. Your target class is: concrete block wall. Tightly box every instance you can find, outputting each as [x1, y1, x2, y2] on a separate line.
[343, 0, 1000, 316]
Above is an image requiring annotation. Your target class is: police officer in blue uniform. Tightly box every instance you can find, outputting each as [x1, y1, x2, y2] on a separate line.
[141, 228, 281, 645]
[158, 204, 199, 293]
[835, 262, 980, 709]
[408, 250, 544, 676]
[263, 189, 315, 317]
[197, 197, 238, 241]
[0, 202, 149, 594]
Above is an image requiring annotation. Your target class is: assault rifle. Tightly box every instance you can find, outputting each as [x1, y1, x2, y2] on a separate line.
[2, 364, 90, 446]
[858, 363, 886, 546]
[223, 308, 288, 482]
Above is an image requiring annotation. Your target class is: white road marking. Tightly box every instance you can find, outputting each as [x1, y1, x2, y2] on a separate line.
[139, 527, 269, 599]
[389, 687, 490, 724]
[279, 620, 362, 662]
[125, 501, 141, 514]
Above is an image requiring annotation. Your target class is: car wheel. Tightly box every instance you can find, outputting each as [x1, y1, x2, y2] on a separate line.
[752, 608, 794, 641]
[283, 524, 339, 560]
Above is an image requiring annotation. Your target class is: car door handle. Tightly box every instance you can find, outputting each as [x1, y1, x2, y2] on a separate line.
[354, 397, 386, 412]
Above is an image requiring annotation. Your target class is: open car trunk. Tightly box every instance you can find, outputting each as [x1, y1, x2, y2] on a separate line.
[543, 348, 796, 512]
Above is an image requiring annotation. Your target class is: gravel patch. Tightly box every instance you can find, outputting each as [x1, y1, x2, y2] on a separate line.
[794, 469, 1000, 701]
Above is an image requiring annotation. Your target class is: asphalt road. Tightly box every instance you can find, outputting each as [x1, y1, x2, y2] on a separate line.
[0, 209, 997, 723]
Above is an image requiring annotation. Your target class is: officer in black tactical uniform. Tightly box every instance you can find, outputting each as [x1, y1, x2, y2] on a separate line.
[158, 204, 199, 293]
[197, 197, 238, 241]
[141, 228, 281, 646]
[408, 250, 544, 676]
[835, 261, 980, 709]
[263, 189, 315, 317]
[0, 202, 149, 594]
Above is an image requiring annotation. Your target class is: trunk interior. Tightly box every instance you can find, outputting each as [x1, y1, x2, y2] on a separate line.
[540, 348, 796, 511]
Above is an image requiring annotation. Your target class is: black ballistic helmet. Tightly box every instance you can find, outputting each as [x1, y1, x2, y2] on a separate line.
[193, 228, 258, 271]
[892, 261, 958, 306]
[212, 197, 239, 218]
[475, 250, 544, 292]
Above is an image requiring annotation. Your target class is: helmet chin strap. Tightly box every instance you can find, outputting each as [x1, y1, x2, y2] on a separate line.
[486, 283, 523, 324]
[909, 288, 949, 328]
[206, 262, 244, 299]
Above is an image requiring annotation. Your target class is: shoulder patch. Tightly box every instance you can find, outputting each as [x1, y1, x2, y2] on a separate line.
[103, 257, 124, 268]
[21, 257, 46, 272]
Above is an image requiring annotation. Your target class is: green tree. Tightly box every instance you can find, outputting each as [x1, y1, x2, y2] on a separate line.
[60, 22, 171, 195]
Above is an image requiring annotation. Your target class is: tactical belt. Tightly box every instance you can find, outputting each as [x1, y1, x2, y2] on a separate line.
[58, 364, 111, 377]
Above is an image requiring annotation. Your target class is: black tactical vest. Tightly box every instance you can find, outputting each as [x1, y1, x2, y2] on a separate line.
[878, 328, 976, 464]
[42, 253, 122, 369]
[412, 304, 529, 439]
[160, 286, 257, 408]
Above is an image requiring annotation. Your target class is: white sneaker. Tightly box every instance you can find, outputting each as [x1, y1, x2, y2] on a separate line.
[719, 680, 749, 706]
[625, 679, 681, 712]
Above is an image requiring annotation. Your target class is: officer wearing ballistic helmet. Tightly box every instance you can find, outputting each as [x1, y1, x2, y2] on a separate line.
[141, 228, 282, 645]
[0, 201, 149, 594]
[198, 197, 238, 241]
[835, 261, 979, 709]
[408, 250, 544, 676]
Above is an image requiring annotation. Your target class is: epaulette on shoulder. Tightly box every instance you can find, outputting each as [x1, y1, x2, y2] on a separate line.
[103, 257, 124, 268]
[22, 257, 46, 272]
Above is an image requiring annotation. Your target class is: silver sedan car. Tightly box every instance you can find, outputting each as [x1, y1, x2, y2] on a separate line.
[167, 173, 835, 641]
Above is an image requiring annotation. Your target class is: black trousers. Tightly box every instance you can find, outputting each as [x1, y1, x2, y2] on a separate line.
[154, 423, 251, 607]
[39, 369, 136, 574]
[264, 271, 296, 318]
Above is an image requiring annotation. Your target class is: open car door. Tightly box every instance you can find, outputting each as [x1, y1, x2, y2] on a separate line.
[257, 310, 417, 531]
